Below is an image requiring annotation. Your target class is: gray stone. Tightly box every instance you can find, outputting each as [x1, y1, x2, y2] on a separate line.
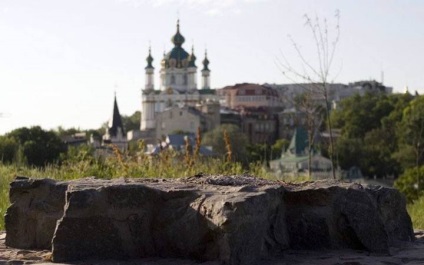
[5, 177, 68, 249]
[283, 181, 414, 254]
[4, 176, 416, 265]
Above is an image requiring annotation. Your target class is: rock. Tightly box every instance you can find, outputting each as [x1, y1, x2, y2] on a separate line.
[51, 177, 286, 265]
[2, 230, 424, 265]
[4, 176, 415, 265]
[365, 185, 415, 245]
[5, 177, 68, 249]
[283, 180, 414, 253]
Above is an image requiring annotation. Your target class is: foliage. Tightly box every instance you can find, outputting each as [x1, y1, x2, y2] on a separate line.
[0, 144, 274, 229]
[122, 111, 141, 132]
[54, 126, 81, 137]
[395, 96, 424, 169]
[332, 93, 415, 177]
[0, 126, 67, 167]
[0, 136, 18, 163]
[271, 139, 290, 159]
[246, 139, 290, 164]
[332, 93, 391, 138]
[407, 195, 424, 229]
[202, 124, 249, 164]
[394, 166, 424, 203]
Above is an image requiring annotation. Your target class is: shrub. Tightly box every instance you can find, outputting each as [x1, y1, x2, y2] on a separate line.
[394, 166, 424, 203]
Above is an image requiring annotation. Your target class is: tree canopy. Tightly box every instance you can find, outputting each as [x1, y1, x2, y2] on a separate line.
[331, 92, 415, 178]
[202, 124, 249, 164]
[0, 126, 66, 167]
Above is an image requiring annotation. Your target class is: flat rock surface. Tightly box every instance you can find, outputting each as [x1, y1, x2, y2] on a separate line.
[1, 231, 423, 265]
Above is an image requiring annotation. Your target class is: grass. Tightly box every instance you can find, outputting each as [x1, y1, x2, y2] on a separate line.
[0, 149, 278, 230]
[407, 196, 424, 230]
[1, 144, 422, 232]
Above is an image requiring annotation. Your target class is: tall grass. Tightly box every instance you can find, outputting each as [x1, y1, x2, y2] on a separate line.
[407, 196, 424, 230]
[0, 145, 275, 230]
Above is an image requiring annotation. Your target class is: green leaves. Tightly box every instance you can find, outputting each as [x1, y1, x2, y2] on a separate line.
[1, 126, 67, 167]
[331, 93, 415, 177]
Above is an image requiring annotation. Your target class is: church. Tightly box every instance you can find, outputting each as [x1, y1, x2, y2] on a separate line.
[140, 20, 218, 137]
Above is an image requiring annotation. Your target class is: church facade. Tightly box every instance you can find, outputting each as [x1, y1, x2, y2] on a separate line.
[140, 20, 216, 132]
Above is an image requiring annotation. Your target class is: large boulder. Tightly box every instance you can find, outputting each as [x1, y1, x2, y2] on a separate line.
[5, 177, 68, 249]
[4, 176, 415, 265]
[284, 181, 415, 253]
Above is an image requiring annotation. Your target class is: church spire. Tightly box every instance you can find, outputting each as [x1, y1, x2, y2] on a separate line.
[145, 46, 154, 69]
[107, 94, 125, 138]
[202, 50, 210, 71]
[145, 47, 155, 90]
[188, 46, 197, 67]
[201, 50, 211, 89]
[171, 19, 185, 47]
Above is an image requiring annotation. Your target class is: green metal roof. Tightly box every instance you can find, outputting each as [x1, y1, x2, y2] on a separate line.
[286, 127, 308, 156]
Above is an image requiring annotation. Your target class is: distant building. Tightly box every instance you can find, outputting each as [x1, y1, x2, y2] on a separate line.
[155, 101, 220, 140]
[347, 80, 393, 94]
[277, 107, 308, 140]
[239, 107, 279, 145]
[146, 133, 215, 157]
[217, 83, 282, 109]
[102, 95, 128, 152]
[61, 132, 87, 147]
[268, 80, 392, 110]
[140, 20, 218, 138]
[270, 127, 333, 178]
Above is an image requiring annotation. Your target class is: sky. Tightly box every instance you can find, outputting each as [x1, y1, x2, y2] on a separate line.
[0, 0, 423, 134]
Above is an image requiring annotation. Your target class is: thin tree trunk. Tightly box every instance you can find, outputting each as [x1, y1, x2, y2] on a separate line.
[323, 83, 336, 179]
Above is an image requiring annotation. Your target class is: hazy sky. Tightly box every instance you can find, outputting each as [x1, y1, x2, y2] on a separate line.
[1, 0, 423, 134]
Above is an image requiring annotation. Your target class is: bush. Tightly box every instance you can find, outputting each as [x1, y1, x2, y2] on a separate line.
[407, 195, 424, 230]
[394, 166, 424, 202]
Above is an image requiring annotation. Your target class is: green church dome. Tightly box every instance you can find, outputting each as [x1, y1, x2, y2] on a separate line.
[171, 20, 185, 47]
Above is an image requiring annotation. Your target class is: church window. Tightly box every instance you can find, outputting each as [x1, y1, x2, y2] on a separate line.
[183, 74, 188, 85]
[171, 75, 176, 84]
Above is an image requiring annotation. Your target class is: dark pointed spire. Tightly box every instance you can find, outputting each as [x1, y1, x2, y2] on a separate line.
[145, 46, 154, 69]
[188, 46, 197, 67]
[108, 94, 125, 137]
[202, 50, 210, 71]
[171, 19, 185, 47]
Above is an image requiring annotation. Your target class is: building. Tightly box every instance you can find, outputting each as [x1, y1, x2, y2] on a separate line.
[102, 95, 128, 152]
[268, 81, 392, 110]
[146, 133, 215, 157]
[217, 83, 282, 109]
[270, 127, 333, 178]
[140, 20, 218, 139]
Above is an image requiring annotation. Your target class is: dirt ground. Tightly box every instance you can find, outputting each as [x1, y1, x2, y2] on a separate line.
[1, 231, 423, 265]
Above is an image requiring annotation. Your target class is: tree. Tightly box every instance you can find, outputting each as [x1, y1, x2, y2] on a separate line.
[0, 136, 18, 163]
[332, 93, 414, 177]
[394, 96, 424, 191]
[294, 93, 326, 177]
[394, 166, 424, 203]
[122, 111, 141, 132]
[7, 126, 67, 167]
[271, 139, 290, 160]
[55, 126, 81, 137]
[202, 124, 249, 164]
[276, 11, 340, 179]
